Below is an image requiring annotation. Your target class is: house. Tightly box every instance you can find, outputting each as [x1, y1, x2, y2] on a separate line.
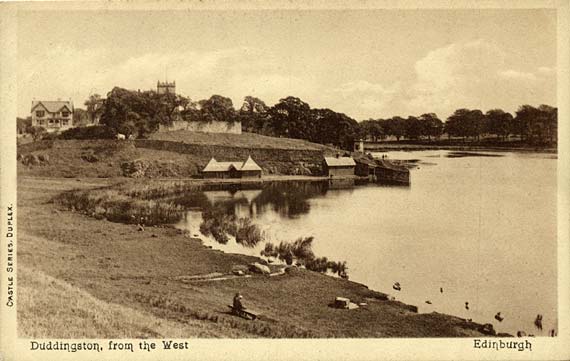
[202, 156, 262, 179]
[323, 156, 356, 177]
[31, 100, 74, 132]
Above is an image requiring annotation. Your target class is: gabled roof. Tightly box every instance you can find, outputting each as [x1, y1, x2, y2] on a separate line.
[202, 158, 242, 172]
[324, 156, 356, 167]
[202, 156, 262, 173]
[31, 100, 73, 113]
[240, 156, 262, 171]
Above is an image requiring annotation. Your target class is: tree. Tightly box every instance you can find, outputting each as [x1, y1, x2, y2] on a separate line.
[100, 88, 157, 137]
[405, 116, 424, 140]
[384, 116, 406, 141]
[268, 97, 313, 139]
[360, 119, 384, 142]
[84, 94, 104, 125]
[419, 113, 443, 140]
[515, 105, 541, 143]
[199, 95, 237, 123]
[445, 109, 485, 141]
[311, 108, 360, 150]
[17, 116, 32, 135]
[485, 109, 513, 140]
[538, 104, 557, 145]
[239, 96, 270, 133]
[99, 87, 194, 138]
[73, 108, 89, 126]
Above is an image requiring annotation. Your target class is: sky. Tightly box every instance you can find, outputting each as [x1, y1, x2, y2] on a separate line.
[17, 8, 557, 121]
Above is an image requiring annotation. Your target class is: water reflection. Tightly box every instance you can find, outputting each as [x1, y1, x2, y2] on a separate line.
[167, 180, 353, 218]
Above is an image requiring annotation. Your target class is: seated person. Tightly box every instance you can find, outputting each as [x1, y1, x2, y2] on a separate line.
[233, 293, 245, 311]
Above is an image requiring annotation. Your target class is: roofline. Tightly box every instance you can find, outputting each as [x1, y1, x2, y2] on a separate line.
[31, 101, 74, 113]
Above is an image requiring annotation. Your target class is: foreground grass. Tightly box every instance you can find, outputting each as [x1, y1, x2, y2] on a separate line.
[18, 265, 237, 338]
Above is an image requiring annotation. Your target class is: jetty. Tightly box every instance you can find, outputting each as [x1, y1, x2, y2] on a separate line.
[354, 155, 410, 185]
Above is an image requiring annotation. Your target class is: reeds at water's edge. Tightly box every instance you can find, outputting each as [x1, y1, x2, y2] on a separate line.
[54, 186, 185, 226]
[54, 181, 348, 277]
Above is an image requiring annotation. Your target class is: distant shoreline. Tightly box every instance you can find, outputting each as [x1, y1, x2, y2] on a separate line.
[363, 143, 557, 154]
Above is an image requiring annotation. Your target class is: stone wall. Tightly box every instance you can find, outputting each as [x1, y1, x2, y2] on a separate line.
[159, 120, 242, 134]
[135, 139, 325, 175]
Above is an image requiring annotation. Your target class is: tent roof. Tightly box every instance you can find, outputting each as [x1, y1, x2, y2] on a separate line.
[240, 156, 262, 171]
[202, 157, 261, 172]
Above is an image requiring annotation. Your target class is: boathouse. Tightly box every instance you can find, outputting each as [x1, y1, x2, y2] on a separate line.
[323, 156, 356, 177]
[202, 156, 262, 179]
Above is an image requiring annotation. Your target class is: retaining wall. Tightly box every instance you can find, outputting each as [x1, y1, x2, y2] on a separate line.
[159, 120, 242, 134]
[135, 139, 325, 175]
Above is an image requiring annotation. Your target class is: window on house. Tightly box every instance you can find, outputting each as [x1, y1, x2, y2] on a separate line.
[62, 112, 69, 117]
[49, 119, 54, 124]
[36, 111, 45, 117]
[38, 120, 45, 125]
[62, 120, 68, 126]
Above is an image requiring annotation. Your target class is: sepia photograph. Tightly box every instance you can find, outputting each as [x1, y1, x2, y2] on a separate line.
[1, 1, 569, 360]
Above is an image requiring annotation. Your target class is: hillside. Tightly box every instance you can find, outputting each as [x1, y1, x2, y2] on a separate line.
[17, 132, 340, 178]
[149, 130, 333, 151]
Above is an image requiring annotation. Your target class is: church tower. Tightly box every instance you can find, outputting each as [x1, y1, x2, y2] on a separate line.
[157, 80, 176, 95]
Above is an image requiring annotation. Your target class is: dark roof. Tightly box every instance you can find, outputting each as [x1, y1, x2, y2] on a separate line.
[31, 100, 73, 113]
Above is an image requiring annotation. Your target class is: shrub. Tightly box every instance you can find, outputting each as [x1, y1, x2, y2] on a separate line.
[28, 126, 47, 141]
[59, 125, 115, 140]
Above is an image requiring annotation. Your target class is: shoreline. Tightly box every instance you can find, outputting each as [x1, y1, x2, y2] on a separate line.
[17, 176, 500, 338]
[361, 143, 557, 153]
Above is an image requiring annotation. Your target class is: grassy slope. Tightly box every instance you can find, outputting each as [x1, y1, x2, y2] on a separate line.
[18, 146, 208, 178]
[149, 130, 331, 151]
[18, 177, 485, 338]
[18, 131, 338, 178]
[18, 266, 242, 338]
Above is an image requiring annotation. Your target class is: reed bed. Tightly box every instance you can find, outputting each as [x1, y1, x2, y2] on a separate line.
[119, 180, 204, 200]
[261, 237, 348, 277]
[55, 186, 184, 226]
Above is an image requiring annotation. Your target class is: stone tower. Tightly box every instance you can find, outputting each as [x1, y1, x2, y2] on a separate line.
[157, 81, 176, 95]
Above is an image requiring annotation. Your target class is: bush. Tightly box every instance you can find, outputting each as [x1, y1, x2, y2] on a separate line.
[41, 131, 60, 141]
[59, 125, 115, 140]
[27, 126, 47, 141]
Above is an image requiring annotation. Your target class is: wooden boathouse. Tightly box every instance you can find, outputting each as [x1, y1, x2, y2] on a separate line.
[202, 156, 262, 179]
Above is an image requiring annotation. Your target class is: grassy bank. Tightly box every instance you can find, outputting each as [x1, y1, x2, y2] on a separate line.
[149, 130, 331, 151]
[18, 177, 491, 338]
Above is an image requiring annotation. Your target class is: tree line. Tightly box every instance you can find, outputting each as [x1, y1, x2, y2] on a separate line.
[23, 84, 557, 150]
[90, 88, 361, 150]
[92, 87, 556, 148]
[359, 105, 557, 146]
